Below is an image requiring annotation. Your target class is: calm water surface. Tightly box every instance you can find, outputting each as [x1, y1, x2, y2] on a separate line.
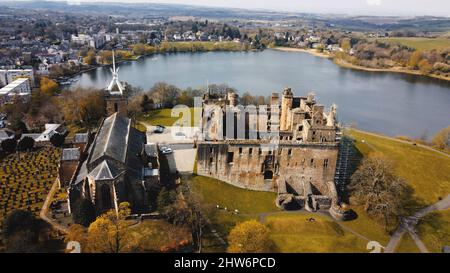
[70, 50, 450, 138]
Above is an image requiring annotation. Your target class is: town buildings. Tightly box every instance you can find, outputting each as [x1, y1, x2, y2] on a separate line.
[0, 77, 31, 105]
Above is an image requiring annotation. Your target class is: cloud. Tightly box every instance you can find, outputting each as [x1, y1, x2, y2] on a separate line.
[366, 0, 382, 6]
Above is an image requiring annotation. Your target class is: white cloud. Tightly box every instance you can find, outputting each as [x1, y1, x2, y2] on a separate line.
[366, 0, 382, 6]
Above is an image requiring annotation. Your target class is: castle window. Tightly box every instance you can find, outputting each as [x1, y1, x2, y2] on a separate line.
[264, 170, 273, 180]
[239, 148, 243, 154]
[101, 184, 112, 210]
[249, 148, 253, 155]
[259, 148, 262, 155]
[288, 149, 292, 156]
[323, 159, 329, 168]
[227, 152, 234, 163]
[310, 158, 314, 166]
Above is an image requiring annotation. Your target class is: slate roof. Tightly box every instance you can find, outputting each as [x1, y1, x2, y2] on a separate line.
[61, 148, 80, 161]
[89, 113, 131, 165]
[89, 160, 122, 180]
[74, 133, 89, 143]
[82, 113, 146, 185]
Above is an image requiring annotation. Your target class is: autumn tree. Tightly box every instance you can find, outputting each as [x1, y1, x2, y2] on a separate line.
[83, 50, 96, 65]
[60, 88, 105, 127]
[407, 50, 423, 69]
[418, 59, 433, 75]
[86, 202, 136, 253]
[40, 77, 59, 96]
[64, 224, 88, 253]
[349, 152, 409, 231]
[227, 220, 273, 253]
[432, 126, 450, 151]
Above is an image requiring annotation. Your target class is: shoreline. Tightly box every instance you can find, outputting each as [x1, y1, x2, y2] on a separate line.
[273, 46, 450, 82]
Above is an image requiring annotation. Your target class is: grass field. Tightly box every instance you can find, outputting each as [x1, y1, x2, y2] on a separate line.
[377, 37, 450, 51]
[416, 209, 450, 253]
[266, 213, 367, 253]
[138, 108, 198, 127]
[129, 220, 191, 252]
[339, 206, 390, 245]
[395, 233, 421, 253]
[346, 129, 450, 206]
[189, 175, 371, 253]
[188, 175, 278, 214]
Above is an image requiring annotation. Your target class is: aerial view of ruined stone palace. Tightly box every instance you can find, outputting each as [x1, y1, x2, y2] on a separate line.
[198, 88, 342, 217]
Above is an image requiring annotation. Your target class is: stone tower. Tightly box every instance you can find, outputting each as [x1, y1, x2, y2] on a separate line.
[280, 87, 293, 131]
[105, 50, 127, 117]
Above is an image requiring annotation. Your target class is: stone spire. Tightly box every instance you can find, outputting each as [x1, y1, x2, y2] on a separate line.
[107, 50, 124, 95]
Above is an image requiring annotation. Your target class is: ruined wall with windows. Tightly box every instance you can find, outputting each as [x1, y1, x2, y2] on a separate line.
[197, 88, 343, 216]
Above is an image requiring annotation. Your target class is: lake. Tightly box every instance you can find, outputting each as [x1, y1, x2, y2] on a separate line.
[69, 49, 450, 138]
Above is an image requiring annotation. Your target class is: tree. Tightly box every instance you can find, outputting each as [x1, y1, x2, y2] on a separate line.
[140, 94, 154, 113]
[50, 133, 65, 147]
[432, 126, 450, 151]
[227, 220, 273, 253]
[40, 77, 59, 96]
[149, 82, 181, 108]
[86, 202, 136, 253]
[64, 224, 88, 253]
[83, 49, 96, 65]
[132, 43, 146, 56]
[72, 199, 97, 227]
[418, 59, 433, 75]
[2, 210, 47, 252]
[349, 153, 409, 231]
[17, 136, 35, 152]
[1, 138, 17, 153]
[408, 50, 423, 69]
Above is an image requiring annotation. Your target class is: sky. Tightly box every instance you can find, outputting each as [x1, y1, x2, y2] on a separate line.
[60, 0, 450, 16]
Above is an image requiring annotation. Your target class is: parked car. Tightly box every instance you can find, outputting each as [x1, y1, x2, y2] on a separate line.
[154, 125, 166, 133]
[159, 146, 173, 154]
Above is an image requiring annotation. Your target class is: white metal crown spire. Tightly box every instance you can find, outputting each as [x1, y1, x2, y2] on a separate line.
[107, 50, 124, 95]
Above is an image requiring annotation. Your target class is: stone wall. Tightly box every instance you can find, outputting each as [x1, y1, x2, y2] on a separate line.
[197, 142, 339, 194]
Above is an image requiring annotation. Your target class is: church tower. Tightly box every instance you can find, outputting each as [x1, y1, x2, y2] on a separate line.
[105, 50, 128, 117]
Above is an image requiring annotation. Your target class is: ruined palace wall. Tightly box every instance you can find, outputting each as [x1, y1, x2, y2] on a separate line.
[197, 142, 339, 194]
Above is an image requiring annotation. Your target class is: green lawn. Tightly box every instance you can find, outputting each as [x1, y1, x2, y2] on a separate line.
[416, 209, 450, 253]
[339, 206, 390, 245]
[377, 37, 450, 51]
[138, 108, 198, 127]
[189, 175, 369, 253]
[346, 129, 450, 206]
[188, 175, 278, 214]
[395, 233, 421, 253]
[266, 213, 367, 253]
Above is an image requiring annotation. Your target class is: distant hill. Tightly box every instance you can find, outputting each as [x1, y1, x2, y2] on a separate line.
[1, 1, 450, 32]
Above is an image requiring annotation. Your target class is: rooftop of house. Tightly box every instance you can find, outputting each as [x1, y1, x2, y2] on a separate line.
[61, 148, 81, 161]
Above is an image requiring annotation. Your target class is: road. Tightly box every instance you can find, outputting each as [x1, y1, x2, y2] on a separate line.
[384, 194, 450, 253]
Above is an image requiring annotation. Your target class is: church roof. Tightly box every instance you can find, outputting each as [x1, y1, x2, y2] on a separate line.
[89, 113, 131, 165]
[88, 160, 122, 180]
